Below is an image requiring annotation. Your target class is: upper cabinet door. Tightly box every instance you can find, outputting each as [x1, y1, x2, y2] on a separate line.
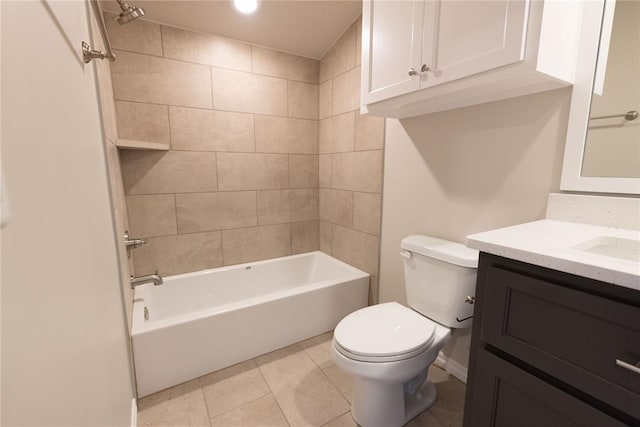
[362, 0, 425, 104]
[420, 0, 530, 89]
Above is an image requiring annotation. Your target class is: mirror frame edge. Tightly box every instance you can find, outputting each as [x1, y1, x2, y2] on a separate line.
[560, 0, 640, 195]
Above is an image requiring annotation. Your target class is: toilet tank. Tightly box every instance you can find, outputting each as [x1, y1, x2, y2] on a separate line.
[401, 235, 479, 329]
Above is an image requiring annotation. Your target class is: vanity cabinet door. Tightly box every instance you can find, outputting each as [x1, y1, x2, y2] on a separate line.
[361, 0, 424, 104]
[469, 348, 627, 427]
[480, 264, 640, 420]
[419, 0, 528, 90]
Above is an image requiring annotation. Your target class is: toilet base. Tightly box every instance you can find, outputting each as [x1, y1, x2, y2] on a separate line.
[351, 379, 437, 427]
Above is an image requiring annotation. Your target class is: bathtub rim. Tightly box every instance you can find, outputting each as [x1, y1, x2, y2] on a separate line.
[131, 251, 370, 335]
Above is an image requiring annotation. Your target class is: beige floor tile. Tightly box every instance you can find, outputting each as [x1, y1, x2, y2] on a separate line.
[322, 365, 353, 403]
[200, 359, 271, 418]
[322, 412, 357, 427]
[406, 409, 448, 427]
[209, 394, 289, 427]
[256, 344, 350, 427]
[137, 379, 210, 427]
[299, 332, 334, 369]
[428, 367, 466, 427]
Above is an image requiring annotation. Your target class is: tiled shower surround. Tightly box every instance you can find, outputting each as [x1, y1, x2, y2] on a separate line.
[106, 15, 384, 302]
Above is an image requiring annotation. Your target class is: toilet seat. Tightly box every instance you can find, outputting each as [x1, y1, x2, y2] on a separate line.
[333, 302, 436, 363]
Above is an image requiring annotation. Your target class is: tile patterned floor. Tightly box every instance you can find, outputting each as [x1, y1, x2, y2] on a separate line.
[137, 332, 466, 427]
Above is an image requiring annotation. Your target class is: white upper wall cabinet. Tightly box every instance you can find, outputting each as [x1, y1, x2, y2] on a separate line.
[362, 0, 583, 118]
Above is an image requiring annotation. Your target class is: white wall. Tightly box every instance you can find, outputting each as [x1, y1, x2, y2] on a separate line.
[1, 1, 134, 424]
[379, 88, 572, 375]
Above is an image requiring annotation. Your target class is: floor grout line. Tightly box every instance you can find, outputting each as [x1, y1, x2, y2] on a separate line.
[254, 358, 292, 427]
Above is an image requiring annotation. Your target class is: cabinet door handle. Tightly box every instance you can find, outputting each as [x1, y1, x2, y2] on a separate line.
[408, 68, 418, 76]
[420, 64, 431, 73]
[615, 359, 640, 375]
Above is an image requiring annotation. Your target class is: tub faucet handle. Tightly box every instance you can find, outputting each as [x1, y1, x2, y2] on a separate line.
[465, 296, 475, 304]
[124, 230, 146, 255]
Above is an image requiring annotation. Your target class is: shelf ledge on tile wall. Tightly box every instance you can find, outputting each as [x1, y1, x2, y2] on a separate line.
[116, 139, 170, 151]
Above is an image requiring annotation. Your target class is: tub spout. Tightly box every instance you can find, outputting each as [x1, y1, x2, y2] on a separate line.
[131, 272, 163, 289]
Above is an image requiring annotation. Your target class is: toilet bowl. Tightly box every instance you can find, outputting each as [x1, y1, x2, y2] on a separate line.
[331, 235, 479, 427]
[331, 302, 451, 427]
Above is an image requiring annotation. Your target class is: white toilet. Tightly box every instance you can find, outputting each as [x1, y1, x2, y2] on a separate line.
[331, 235, 479, 427]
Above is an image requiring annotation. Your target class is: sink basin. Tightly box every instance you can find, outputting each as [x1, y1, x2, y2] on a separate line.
[572, 236, 640, 262]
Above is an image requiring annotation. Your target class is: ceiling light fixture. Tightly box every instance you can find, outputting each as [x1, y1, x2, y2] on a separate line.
[234, 0, 258, 14]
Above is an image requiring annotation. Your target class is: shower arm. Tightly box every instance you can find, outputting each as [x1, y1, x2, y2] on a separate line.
[83, 0, 117, 63]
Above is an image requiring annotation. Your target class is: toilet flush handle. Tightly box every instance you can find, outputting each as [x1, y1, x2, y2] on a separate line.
[400, 250, 412, 259]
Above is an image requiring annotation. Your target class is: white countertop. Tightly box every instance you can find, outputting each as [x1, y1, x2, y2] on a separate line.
[466, 219, 640, 292]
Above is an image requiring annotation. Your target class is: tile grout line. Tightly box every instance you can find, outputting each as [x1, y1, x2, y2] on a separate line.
[112, 97, 319, 121]
[111, 46, 319, 85]
[254, 359, 292, 427]
[319, 410, 353, 427]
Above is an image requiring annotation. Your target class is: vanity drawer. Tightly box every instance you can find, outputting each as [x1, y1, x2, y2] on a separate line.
[481, 264, 640, 419]
[469, 348, 627, 427]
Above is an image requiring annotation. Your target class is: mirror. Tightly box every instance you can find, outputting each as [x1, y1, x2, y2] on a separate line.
[561, 0, 640, 194]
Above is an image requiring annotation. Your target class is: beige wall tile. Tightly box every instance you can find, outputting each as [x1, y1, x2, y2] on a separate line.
[211, 68, 287, 116]
[105, 142, 126, 212]
[132, 231, 223, 276]
[355, 113, 385, 151]
[121, 151, 217, 195]
[319, 112, 355, 154]
[94, 57, 118, 143]
[291, 221, 319, 254]
[161, 26, 251, 71]
[289, 155, 319, 188]
[115, 101, 170, 144]
[256, 190, 292, 225]
[217, 153, 289, 191]
[257, 189, 318, 225]
[319, 221, 332, 253]
[210, 394, 288, 427]
[255, 116, 318, 154]
[126, 194, 177, 237]
[252, 46, 319, 83]
[353, 192, 381, 235]
[288, 81, 319, 120]
[111, 50, 212, 109]
[332, 67, 361, 115]
[170, 107, 254, 152]
[319, 189, 353, 227]
[332, 225, 379, 275]
[200, 360, 270, 419]
[319, 23, 357, 82]
[137, 380, 209, 427]
[319, 80, 333, 120]
[104, 12, 162, 56]
[176, 191, 257, 233]
[319, 154, 333, 188]
[222, 224, 291, 265]
[333, 150, 383, 193]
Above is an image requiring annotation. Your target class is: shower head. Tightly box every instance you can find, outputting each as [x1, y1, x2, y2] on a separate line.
[114, 0, 145, 25]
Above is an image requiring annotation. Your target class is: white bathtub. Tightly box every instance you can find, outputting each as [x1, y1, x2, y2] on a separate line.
[131, 251, 370, 397]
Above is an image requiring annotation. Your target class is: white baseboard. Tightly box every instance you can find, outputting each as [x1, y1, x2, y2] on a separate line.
[435, 352, 468, 384]
[131, 398, 137, 427]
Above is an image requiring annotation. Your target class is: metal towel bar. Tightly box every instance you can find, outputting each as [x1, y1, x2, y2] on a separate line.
[590, 110, 639, 121]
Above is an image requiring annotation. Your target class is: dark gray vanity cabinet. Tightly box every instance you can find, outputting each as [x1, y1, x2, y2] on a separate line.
[463, 253, 640, 427]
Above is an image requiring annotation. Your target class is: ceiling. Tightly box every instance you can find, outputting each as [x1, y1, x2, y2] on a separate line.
[101, 0, 362, 59]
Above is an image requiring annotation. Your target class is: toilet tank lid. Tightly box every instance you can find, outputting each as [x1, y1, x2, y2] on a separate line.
[401, 235, 479, 268]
